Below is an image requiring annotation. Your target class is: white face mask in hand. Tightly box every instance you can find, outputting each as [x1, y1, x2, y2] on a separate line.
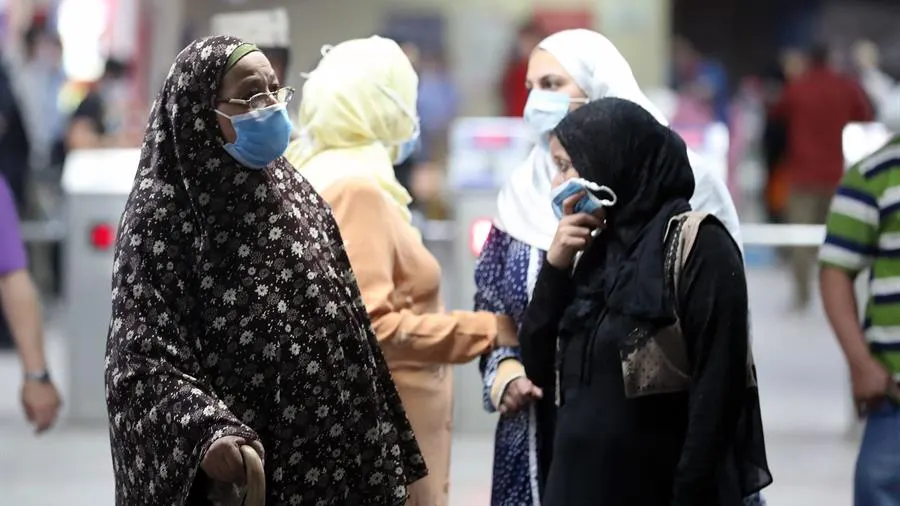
[550, 178, 618, 220]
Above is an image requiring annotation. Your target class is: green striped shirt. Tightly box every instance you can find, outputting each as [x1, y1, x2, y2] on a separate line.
[820, 134, 900, 376]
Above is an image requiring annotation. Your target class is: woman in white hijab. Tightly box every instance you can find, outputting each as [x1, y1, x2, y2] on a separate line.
[474, 29, 760, 506]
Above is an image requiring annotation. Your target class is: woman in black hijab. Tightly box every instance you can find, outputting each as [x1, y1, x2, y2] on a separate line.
[519, 97, 771, 506]
[105, 36, 426, 505]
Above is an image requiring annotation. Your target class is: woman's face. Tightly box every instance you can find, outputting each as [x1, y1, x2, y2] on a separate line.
[549, 135, 580, 188]
[526, 49, 588, 111]
[216, 51, 280, 143]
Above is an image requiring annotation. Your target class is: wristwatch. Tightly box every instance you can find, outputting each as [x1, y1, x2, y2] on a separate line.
[24, 370, 52, 383]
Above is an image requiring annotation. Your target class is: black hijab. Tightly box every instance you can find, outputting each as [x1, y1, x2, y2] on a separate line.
[554, 97, 695, 330]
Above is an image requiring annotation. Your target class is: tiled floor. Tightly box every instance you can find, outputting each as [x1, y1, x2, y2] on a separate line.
[0, 425, 857, 505]
[0, 266, 863, 504]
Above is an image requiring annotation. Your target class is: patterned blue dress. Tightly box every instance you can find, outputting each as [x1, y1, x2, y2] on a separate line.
[475, 226, 545, 506]
[475, 226, 767, 506]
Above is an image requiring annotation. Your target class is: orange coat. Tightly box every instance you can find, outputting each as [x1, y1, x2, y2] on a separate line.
[320, 177, 498, 506]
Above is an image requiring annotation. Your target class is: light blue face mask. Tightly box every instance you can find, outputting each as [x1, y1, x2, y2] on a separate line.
[523, 90, 588, 146]
[216, 103, 293, 170]
[394, 123, 421, 165]
[377, 84, 421, 165]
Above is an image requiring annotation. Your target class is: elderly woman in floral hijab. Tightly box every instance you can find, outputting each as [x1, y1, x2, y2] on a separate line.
[104, 36, 426, 505]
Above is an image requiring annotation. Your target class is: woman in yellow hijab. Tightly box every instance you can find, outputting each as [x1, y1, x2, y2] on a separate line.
[286, 36, 517, 506]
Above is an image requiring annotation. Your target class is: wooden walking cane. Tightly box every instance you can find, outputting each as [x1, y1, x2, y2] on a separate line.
[240, 445, 265, 506]
[207, 444, 266, 506]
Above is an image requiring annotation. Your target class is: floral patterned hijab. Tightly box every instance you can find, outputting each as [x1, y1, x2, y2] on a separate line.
[105, 36, 426, 505]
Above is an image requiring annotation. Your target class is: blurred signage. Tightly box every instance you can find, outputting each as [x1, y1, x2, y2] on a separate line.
[533, 8, 594, 34]
[382, 11, 445, 55]
[671, 122, 730, 182]
[210, 8, 289, 48]
[210, 8, 289, 82]
[447, 117, 533, 190]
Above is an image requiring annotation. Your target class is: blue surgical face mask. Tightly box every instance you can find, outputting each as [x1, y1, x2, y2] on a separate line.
[524, 90, 588, 146]
[216, 103, 293, 170]
[376, 84, 420, 165]
[394, 122, 421, 165]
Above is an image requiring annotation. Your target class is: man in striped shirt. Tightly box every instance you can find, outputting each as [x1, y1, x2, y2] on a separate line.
[820, 134, 900, 505]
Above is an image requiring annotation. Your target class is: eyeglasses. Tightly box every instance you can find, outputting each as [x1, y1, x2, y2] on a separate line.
[218, 86, 295, 111]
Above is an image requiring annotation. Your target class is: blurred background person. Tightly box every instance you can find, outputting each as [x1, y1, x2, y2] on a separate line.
[761, 48, 808, 227]
[0, 176, 61, 433]
[0, 57, 31, 214]
[391, 37, 452, 222]
[17, 21, 67, 302]
[417, 50, 459, 166]
[413, 49, 460, 221]
[852, 39, 892, 113]
[499, 20, 544, 118]
[769, 43, 873, 311]
[671, 35, 729, 126]
[852, 39, 900, 128]
[19, 21, 66, 177]
[65, 58, 136, 152]
[393, 37, 423, 198]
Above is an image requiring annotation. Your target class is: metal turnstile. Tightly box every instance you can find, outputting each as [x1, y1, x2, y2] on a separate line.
[61, 148, 140, 424]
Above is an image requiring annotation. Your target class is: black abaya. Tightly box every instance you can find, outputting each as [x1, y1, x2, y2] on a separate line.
[523, 222, 753, 506]
[519, 97, 770, 506]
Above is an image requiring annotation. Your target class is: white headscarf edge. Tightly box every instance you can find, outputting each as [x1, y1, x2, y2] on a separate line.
[494, 29, 668, 250]
[493, 29, 741, 251]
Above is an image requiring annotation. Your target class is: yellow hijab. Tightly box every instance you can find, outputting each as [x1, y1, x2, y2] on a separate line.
[285, 36, 417, 221]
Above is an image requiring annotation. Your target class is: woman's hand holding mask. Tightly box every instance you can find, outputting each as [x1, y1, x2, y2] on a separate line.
[546, 193, 604, 270]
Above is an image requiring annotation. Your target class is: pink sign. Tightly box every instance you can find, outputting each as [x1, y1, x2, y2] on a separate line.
[533, 9, 594, 34]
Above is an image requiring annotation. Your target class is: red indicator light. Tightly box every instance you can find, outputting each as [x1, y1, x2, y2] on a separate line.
[472, 135, 512, 150]
[90, 223, 116, 250]
[469, 218, 493, 257]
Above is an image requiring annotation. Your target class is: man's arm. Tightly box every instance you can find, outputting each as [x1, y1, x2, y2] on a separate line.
[0, 269, 46, 373]
[820, 267, 871, 366]
[0, 177, 60, 432]
[819, 159, 890, 409]
[1, 271, 62, 434]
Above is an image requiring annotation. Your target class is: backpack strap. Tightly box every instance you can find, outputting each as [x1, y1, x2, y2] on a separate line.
[664, 211, 759, 389]
[665, 211, 711, 317]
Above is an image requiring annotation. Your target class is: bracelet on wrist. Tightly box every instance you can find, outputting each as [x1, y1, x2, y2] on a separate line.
[24, 370, 52, 383]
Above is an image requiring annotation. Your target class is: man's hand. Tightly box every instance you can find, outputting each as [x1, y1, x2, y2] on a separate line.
[499, 377, 543, 415]
[21, 379, 61, 433]
[201, 435, 265, 485]
[851, 356, 892, 414]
